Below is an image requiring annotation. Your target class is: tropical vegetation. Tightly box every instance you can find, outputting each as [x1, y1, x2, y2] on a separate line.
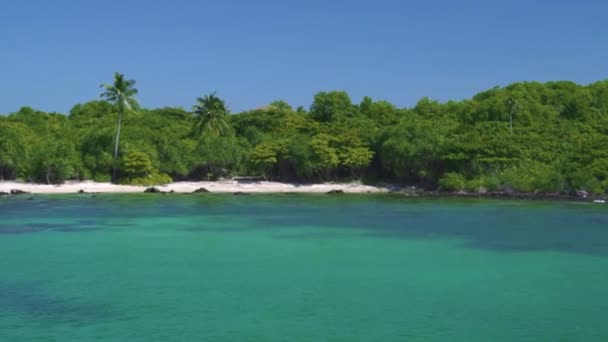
[1, 74, 608, 194]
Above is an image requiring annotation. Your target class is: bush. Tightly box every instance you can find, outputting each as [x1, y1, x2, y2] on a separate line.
[438, 172, 466, 191]
[93, 173, 112, 183]
[500, 163, 565, 193]
[121, 151, 154, 179]
[125, 172, 173, 186]
[568, 170, 604, 194]
[481, 174, 501, 192]
[500, 167, 533, 192]
[602, 179, 608, 194]
[119, 150, 172, 185]
[465, 178, 486, 192]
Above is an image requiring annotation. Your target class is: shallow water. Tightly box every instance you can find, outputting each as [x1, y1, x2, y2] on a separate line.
[1, 194, 607, 341]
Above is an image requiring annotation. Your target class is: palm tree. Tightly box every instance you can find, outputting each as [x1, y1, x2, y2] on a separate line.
[507, 97, 519, 134]
[192, 92, 229, 137]
[100, 72, 138, 182]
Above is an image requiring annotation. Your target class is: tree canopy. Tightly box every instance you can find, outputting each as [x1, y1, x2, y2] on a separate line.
[2, 78, 608, 194]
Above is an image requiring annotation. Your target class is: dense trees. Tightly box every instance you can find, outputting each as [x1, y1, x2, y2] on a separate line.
[2, 78, 608, 194]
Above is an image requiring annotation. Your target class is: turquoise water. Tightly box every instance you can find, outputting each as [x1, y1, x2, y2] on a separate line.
[1, 194, 607, 341]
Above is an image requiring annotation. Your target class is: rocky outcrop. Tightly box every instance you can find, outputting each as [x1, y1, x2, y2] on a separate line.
[326, 189, 345, 195]
[193, 188, 210, 193]
[10, 189, 29, 195]
[144, 187, 164, 193]
[475, 187, 488, 195]
[0, 192, 9, 197]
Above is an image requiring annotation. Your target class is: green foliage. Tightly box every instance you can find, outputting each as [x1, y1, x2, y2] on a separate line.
[310, 134, 339, 171]
[192, 92, 229, 136]
[438, 173, 466, 191]
[29, 137, 78, 184]
[309, 91, 355, 122]
[465, 178, 486, 192]
[119, 150, 172, 185]
[3, 79, 608, 194]
[250, 142, 279, 168]
[499, 162, 566, 193]
[100, 73, 139, 112]
[121, 151, 154, 178]
[0, 120, 34, 179]
[125, 173, 173, 186]
[100, 72, 139, 183]
[567, 169, 604, 194]
[479, 175, 502, 192]
[191, 133, 247, 179]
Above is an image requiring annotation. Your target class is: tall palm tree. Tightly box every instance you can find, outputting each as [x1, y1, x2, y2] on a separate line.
[507, 97, 519, 134]
[192, 92, 229, 137]
[100, 72, 138, 182]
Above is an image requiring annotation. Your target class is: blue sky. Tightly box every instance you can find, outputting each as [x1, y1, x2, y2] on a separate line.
[1, 0, 606, 114]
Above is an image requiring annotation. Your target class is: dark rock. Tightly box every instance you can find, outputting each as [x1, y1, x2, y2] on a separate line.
[78, 189, 86, 194]
[10, 189, 29, 195]
[193, 188, 210, 193]
[144, 187, 164, 193]
[0, 192, 9, 196]
[326, 189, 345, 195]
[233, 192, 250, 195]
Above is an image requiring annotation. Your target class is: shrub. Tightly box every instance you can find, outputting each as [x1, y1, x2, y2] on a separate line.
[465, 178, 486, 192]
[568, 170, 603, 194]
[602, 179, 608, 194]
[119, 150, 173, 185]
[481, 174, 501, 192]
[93, 173, 112, 183]
[126, 172, 173, 186]
[500, 162, 565, 193]
[121, 151, 153, 179]
[438, 172, 466, 191]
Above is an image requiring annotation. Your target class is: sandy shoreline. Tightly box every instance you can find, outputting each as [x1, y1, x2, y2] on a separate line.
[0, 180, 390, 195]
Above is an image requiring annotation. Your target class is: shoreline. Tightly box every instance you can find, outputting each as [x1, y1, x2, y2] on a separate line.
[0, 180, 390, 195]
[1, 180, 606, 203]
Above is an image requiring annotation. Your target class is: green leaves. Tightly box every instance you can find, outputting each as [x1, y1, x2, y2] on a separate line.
[121, 150, 154, 178]
[100, 73, 139, 104]
[3, 79, 608, 193]
[192, 92, 229, 137]
[100, 72, 139, 182]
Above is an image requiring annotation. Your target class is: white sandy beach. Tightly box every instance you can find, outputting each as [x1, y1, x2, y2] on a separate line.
[0, 180, 391, 195]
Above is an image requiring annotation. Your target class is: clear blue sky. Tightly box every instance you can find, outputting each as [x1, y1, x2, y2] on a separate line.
[1, 0, 606, 114]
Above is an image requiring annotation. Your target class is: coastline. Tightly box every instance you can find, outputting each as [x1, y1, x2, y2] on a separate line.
[0, 180, 390, 195]
[1, 180, 606, 203]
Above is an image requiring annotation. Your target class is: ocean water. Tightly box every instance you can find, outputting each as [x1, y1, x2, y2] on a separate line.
[0, 194, 607, 341]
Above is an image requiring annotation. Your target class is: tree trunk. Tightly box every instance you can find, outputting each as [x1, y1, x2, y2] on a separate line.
[46, 169, 51, 185]
[112, 110, 123, 183]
